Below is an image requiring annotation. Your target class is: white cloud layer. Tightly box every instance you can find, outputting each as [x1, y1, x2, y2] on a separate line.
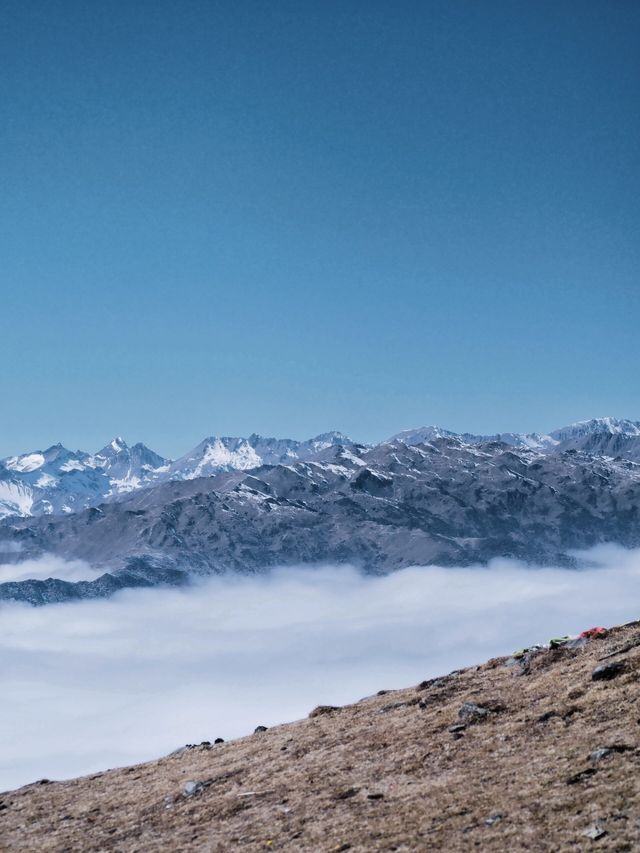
[0, 555, 101, 583]
[1, 543, 639, 793]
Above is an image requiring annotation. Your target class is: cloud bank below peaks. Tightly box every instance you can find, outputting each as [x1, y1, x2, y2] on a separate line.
[1, 543, 639, 792]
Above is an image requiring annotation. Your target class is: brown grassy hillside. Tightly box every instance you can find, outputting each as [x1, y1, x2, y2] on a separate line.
[1, 621, 639, 852]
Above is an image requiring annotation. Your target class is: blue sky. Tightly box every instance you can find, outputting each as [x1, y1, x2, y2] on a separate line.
[1, 0, 639, 458]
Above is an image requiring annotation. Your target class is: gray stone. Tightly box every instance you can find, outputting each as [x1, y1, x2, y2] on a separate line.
[566, 768, 597, 785]
[592, 662, 625, 681]
[590, 744, 633, 762]
[183, 780, 205, 797]
[309, 705, 341, 718]
[458, 702, 491, 723]
[583, 822, 607, 840]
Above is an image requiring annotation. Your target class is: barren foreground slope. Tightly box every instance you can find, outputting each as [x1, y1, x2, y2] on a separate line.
[2, 622, 639, 852]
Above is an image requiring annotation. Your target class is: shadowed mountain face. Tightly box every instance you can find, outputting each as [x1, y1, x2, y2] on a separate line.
[2, 436, 640, 603]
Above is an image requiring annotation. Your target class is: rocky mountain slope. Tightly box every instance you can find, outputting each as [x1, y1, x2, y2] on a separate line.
[2, 433, 640, 604]
[2, 620, 638, 851]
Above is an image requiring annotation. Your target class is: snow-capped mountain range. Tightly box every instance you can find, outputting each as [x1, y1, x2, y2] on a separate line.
[2, 418, 640, 521]
[0, 431, 355, 519]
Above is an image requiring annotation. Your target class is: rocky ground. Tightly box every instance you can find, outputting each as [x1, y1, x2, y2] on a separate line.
[1, 621, 639, 851]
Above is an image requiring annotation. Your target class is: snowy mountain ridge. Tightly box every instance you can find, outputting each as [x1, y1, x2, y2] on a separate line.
[387, 417, 640, 453]
[1, 417, 639, 520]
[386, 425, 558, 451]
[0, 431, 356, 519]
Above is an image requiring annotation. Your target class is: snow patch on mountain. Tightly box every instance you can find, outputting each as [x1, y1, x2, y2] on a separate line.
[0, 481, 34, 518]
[5, 453, 46, 473]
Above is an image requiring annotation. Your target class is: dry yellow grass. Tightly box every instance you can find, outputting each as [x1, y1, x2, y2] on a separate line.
[1, 622, 639, 852]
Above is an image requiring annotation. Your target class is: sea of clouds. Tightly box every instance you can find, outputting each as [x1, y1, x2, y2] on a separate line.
[1, 543, 639, 792]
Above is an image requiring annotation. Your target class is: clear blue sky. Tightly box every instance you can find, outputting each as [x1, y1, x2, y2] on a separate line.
[1, 0, 639, 458]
